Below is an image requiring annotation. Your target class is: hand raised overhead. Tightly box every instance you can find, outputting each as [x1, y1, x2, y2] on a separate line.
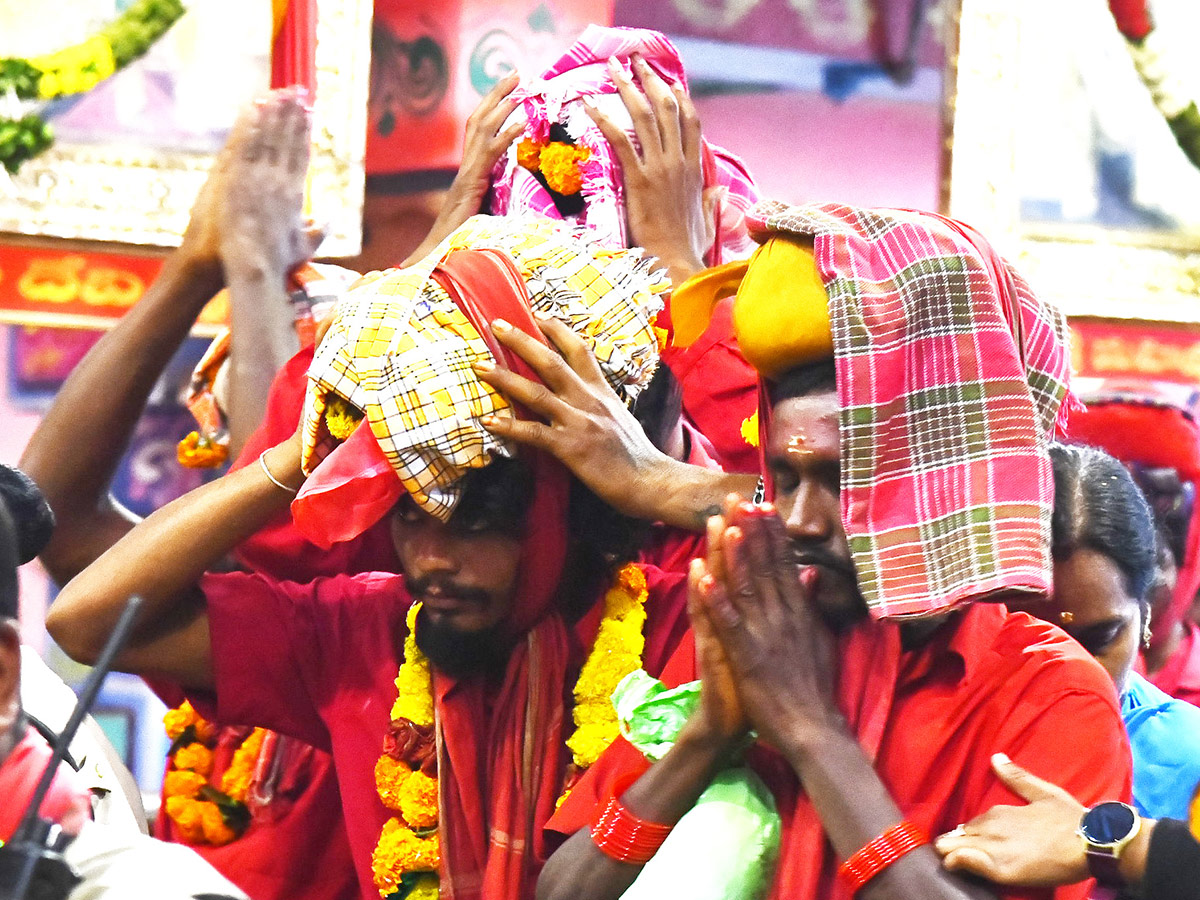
[403, 71, 525, 265]
[472, 315, 674, 522]
[585, 54, 710, 286]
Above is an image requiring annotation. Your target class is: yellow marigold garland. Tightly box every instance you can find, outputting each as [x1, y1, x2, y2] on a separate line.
[391, 604, 435, 727]
[565, 563, 648, 768]
[371, 565, 649, 897]
[161, 700, 261, 846]
[325, 395, 364, 441]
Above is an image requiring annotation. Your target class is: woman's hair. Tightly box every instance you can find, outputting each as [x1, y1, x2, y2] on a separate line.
[1050, 443, 1157, 601]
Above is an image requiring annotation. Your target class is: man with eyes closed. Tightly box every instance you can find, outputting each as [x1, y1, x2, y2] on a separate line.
[518, 203, 1133, 900]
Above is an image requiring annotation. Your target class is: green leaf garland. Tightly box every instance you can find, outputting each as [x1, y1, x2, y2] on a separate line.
[0, 0, 187, 174]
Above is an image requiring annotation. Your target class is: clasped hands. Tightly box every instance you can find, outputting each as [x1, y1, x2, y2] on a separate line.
[683, 496, 842, 754]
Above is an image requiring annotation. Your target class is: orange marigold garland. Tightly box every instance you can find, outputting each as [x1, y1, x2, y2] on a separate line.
[515, 137, 592, 196]
[161, 700, 260, 846]
[177, 431, 230, 468]
[372, 565, 649, 897]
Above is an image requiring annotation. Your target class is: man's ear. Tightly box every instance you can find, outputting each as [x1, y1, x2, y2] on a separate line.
[0, 620, 21, 738]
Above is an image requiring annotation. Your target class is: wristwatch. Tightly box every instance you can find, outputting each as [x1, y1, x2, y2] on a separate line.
[1078, 801, 1141, 886]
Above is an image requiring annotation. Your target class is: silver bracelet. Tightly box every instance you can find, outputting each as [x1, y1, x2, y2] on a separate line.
[259, 448, 298, 494]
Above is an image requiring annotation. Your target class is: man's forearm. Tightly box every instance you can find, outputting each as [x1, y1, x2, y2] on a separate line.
[538, 728, 737, 900]
[21, 249, 222, 581]
[650, 459, 758, 532]
[226, 267, 299, 456]
[781, 724, 996, 900]
[46, 439, 302, 677]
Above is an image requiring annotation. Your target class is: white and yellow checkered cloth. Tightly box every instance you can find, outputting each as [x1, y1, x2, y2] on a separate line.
[302, 215, 670, 520]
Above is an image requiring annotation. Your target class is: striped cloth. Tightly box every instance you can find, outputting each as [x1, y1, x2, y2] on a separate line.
[748, 202, 1076, 618]
[489, 24, 759, 265]
[301, 214, 669, 521]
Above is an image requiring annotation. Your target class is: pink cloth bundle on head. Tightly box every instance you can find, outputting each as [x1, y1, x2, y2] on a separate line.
[488, 24, 759, 263]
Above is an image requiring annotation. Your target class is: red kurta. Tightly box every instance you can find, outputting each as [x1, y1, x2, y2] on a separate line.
[150, 343, 369, 900]
[549, 603, 1132, 900]
[195, 564, 689, 900]
[1150, 620, 1200, 708]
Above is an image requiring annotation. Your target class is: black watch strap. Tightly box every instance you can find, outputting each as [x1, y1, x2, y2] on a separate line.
[1086, 847, 1124, 887]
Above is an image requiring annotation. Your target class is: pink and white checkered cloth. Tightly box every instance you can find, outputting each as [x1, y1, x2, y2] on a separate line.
[489, 25, 759, 264]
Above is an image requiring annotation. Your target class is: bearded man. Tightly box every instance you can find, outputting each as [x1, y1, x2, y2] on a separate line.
[43, 213, 757, 900]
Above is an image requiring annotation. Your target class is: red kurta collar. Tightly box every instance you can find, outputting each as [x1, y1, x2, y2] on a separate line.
[896, 602, 1010, 689]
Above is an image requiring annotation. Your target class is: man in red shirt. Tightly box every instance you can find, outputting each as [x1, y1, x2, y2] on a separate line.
[507, 202, 1134, 900]
[41, 205, 759, 900]
[20, 90, 359, 900]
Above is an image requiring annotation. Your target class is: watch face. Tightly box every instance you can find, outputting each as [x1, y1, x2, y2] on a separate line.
[1081, 802, 1137, 845]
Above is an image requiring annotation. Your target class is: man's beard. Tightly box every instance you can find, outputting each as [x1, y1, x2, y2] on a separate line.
[790, 545, 868, 631]
[413, 605, 510, 679]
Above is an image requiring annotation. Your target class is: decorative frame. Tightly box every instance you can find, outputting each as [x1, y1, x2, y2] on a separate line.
[944, 0, 1200, 323]
[0, 0, 373, 257]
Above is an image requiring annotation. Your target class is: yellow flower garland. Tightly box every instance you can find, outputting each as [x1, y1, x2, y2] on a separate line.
[160, 700, 264, 846]
[325, 395, 364, 441]
[566, 564, 648, 768]
[371, 564, 649, 898]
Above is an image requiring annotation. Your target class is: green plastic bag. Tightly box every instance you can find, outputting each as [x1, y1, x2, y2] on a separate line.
[612, 670, 781, 900]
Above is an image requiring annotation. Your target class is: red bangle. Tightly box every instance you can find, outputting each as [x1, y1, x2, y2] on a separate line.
[589, 774, 673, 864]
[838, 821, 928, 894]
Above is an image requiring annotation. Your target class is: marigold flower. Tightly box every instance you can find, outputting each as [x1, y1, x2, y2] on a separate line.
[165, 795, 206, 844]
[324, 395, 363, 441]
[740, 411, 760, 448]
[616, 562, 647, 598]
[565, 728, 614, 769]
[221, 727, 267, 803]
[200, 802, 238, 846]
[652, 325, 670, 353]
[372, 819, 440, 895]
[517, 137, 543, 171]
[163, 702, 198, 741]
[173, 742, 214, 776]
[163, 769, 207, 800]
[406, 873, 440, 900]
[399, 770, 439, 829]
[177, 431, 230, 468]
[375, 755, 412, 812]
[538, 142, 590, 195]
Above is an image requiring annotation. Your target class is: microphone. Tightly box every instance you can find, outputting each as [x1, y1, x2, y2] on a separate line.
[0, 595, 143, 900]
